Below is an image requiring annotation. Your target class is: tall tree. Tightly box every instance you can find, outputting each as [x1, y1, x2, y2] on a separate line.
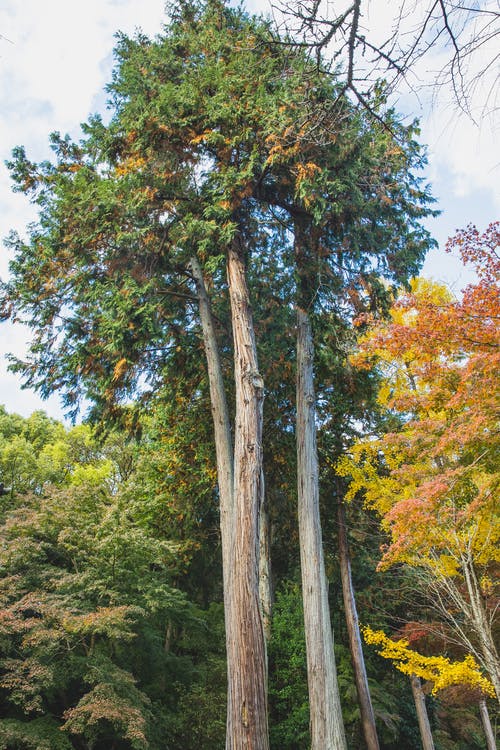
[1, 4, 322, 745]
[256, 84, 436, 745]
[1, 2, 437, 745]
[339, 223, 500, 700]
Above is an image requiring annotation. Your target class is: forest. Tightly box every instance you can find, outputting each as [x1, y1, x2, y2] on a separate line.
[0, 1, 498, 748]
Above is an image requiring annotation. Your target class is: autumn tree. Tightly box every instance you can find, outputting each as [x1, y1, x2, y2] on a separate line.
[339, 222, 500, 702]
[363, 626, 496, 750]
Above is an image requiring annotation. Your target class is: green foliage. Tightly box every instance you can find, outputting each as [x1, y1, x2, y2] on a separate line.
[0, 717, 73, 750]
[268, 584, 309, 749]
[0, 410, 225, 749]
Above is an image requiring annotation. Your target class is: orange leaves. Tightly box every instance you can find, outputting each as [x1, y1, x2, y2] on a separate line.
[295, 161, 321, 183]
[342, 228, 500, 573]
[112, 358, 128, 383]
[115, 155, 146, 177]
[190, 129, 217, 146]
[446, 221, 500, 283]
[62, 681, 149, 749]
[264, 126, 302, 168]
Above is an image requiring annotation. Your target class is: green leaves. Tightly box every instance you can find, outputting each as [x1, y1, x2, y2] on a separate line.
[0, 410, 202, 748]
[62, 661, 151, 750]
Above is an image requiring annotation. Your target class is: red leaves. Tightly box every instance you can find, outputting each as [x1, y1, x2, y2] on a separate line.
[345, 225, 499, 572]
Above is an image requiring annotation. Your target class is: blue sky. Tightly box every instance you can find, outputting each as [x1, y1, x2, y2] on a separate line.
[0, 0, 498, 421]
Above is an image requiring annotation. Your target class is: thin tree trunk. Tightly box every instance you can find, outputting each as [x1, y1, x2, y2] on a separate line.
[410, 674, 435, 750]
[259, 495, 272, 644]
[190, 255, 236, 738]
[296, 308, 347, 750]
[337, 495, 380, 750]
[190, 256, 234, 578]
[192, 252, 272, 746]
[225, 236, 269, 750]
[462, 555, 500, 703]
[478, 698, 497, 750]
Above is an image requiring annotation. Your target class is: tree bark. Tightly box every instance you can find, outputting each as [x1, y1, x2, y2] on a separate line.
[190, 256, 234, 580]
[462, 555, 500, 704]
[259, 495, 272, 644]
[478, 698, 496, 750]
[296, 308, 347, 750]
[225, 236, 269, 750]
[337, 495, 380, 750]
[410, 674, 435, 750]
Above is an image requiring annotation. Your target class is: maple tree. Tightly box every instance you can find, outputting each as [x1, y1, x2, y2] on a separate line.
[363, 625, 498, 750]
[363, 627, 495, 697]
[339, 222, 500, 703]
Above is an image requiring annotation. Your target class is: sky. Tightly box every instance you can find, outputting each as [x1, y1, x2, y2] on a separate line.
[0, 0, 498, 421]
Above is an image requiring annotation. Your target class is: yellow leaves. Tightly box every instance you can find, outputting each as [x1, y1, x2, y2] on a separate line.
[115, 156, 146, 177]
[295, 161, 321, 182]
[190, 130, 213, 146]
[430, 553, 460, 578]
[62, 606, 138, 639]
[480, 575, 494, 596]
[363, 626, 496, 697]
[112, 358, 128, 383]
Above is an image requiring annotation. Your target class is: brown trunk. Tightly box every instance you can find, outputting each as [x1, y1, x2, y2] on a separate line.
[192, 252, 271, 745]
[337, 496, 380, 750]
[225, 237, 269, 750]
[296, 308, 347, 750]
[478, 698, 496, 750]
[410, 674, 435, 750]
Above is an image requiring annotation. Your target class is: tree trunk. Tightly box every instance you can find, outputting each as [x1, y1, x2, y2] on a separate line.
[225, 236, 269, 750]
[259, 495, 272, 644]
[462, 555, 500, 703]
[337, 495, 380, 750]
[410, 674, 435, 750]
[296, 308, 347, 750]
[478, 698, 496, 750]
[190, 256, 234, 580]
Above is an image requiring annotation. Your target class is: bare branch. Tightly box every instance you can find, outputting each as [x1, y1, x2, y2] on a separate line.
[273, 0, 500, 118]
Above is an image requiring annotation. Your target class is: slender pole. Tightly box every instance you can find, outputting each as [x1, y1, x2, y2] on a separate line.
[478, 698, 496, 750]
[410, 674, 435, 750]
[296, 307, 347, 750]
[337, 495, 380, 750]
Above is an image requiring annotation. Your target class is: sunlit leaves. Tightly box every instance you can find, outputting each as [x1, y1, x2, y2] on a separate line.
[339, 236, 500, 572]
[363, 627, 495, 698]
[0, 410, 197, 748]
